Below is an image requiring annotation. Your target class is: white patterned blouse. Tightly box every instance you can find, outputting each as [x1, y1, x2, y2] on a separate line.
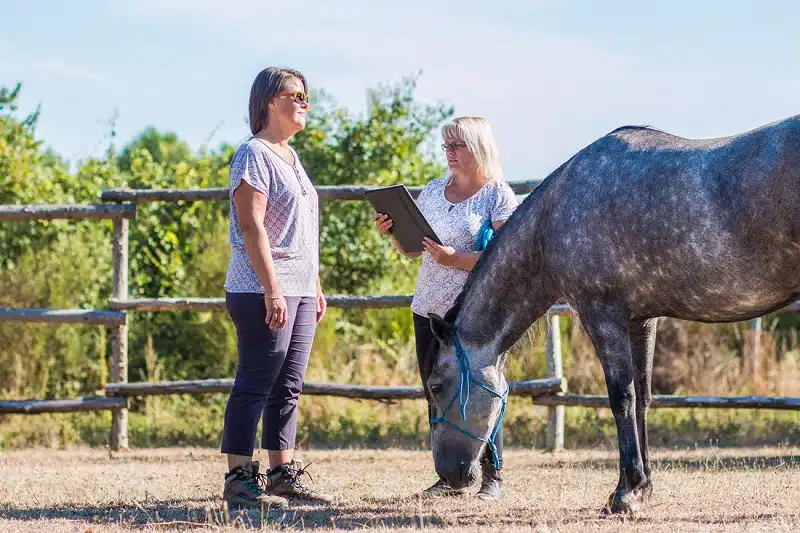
[410, 177, 518, 318]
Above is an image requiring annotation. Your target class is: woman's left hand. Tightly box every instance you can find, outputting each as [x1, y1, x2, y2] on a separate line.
[316, 288, 327, 324]
[423, 238, 457, 267]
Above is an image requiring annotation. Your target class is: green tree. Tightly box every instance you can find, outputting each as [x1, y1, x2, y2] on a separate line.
[293, 76, 453, 295]
[118, 127, 194, 172]
[0, 84, 114, 398]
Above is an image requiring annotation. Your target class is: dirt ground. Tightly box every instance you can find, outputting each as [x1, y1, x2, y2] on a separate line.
[0, 446, 797, 532]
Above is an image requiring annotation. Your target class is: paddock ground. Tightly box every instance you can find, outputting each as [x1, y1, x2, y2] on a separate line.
[0, 446, 797, 532]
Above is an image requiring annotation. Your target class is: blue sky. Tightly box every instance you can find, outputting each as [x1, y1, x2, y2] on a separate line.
[2, 0, 798, 181]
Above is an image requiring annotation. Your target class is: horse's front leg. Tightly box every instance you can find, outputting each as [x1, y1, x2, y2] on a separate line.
[630, 318, 658, 500]
[580, 305, 648, 514]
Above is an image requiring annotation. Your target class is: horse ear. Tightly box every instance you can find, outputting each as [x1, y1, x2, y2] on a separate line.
[428, 313, 451, 346]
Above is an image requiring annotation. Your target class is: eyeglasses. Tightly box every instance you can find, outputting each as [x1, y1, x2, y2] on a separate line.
[278, 91, 310, 106]
[441, 141, 467, 152]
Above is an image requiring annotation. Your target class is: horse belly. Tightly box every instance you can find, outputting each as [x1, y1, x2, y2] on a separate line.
[550, 222, 800, 323]
[617, 245, 800, 322]
[632, 278, 800, 323]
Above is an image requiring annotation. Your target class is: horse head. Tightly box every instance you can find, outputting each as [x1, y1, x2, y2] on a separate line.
[426, 313, 508, 490]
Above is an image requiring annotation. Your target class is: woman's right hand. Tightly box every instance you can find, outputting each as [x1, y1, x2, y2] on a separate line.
[375, 212, 420, 258]
[374, 213, 393, 236]
[265, 294, 288, 330]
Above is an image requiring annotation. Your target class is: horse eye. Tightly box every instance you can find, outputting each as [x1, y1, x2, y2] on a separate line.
[430, 384, 442, 395]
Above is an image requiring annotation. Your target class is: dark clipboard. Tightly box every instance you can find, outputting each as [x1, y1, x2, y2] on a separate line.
[365, 184, 443, 254]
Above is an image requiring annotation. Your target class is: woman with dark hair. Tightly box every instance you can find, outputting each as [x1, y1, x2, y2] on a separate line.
[221, 67, 328, 509]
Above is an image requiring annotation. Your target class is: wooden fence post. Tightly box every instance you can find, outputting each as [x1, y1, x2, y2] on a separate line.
[545, 314, 564, 451]
[110, 217, 129, 450]
[750, 317, 762, 394]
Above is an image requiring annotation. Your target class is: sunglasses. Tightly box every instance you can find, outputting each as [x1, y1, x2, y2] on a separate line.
[278, 91, 310, 106]
[441, 141, 467, 152]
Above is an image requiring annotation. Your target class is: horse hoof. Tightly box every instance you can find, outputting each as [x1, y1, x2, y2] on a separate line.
[603, 491, 615, 514]
[641, 480, 654, 501]
[602, 489, 642, 516]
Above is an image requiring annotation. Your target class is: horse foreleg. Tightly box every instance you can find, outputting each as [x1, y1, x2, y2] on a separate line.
[630, 317, 658, 500]
[579, 305, 647, 515]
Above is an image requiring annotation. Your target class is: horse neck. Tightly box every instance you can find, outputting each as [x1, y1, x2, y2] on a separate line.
[452, 216, 556, 364]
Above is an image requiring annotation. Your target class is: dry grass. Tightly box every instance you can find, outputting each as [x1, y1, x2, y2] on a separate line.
[0, 447, 797, 533]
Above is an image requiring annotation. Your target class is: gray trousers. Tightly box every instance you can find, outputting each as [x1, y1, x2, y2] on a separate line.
[221, 292, 316, 455]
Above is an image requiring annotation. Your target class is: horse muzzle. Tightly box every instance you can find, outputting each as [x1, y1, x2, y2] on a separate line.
[438, 461, 479, 489]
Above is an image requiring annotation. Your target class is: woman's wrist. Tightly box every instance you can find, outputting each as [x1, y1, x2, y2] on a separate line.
[447, 251, 478, 269]
[263, 283, 282, 299]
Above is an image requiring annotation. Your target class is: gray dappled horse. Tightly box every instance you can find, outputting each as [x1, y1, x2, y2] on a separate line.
[426, 114, 800, 514]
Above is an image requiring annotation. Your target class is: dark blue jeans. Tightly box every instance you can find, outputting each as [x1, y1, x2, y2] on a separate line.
[221, 292, 317, 455]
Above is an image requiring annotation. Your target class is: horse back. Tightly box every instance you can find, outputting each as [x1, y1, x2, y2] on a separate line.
[544, 114, 800, 322]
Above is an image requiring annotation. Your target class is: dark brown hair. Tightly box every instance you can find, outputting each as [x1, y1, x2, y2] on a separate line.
[248, 67, 308, 135]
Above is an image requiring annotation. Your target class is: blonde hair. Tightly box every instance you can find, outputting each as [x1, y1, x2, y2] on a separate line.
[441, 116, 504, 182]
[248, 67, 308, 135]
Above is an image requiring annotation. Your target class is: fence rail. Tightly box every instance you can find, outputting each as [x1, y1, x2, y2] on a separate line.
[0, 204, 136, 221]
[100, 180, 542, 203]
[0, 397, 128, 414]
[0, 308, 126, 326]
[531, 394, 800, 410]
[107, 296, 575, 313]
[105, 377, 566, 400]
[108, 296, 415, 311]
[100, 379, 799, 410]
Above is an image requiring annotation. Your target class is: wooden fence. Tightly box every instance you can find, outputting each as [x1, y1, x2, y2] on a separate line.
[2, 180, 798, 452]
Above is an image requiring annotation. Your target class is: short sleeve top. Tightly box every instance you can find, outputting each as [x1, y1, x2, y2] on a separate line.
[224, 138, 319, 297]
[410, 178, 518, 318]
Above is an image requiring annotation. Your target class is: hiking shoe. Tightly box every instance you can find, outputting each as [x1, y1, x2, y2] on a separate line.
[475, 462, 503, 501]
[264, 460, 332, 504]
[223, 460, 289, 509]
[420, 477, 468, 498]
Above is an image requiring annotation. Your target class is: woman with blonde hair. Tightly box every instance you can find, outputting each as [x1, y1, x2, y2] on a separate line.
[221, 66, 328, 509]
[374, 116, 518, 500]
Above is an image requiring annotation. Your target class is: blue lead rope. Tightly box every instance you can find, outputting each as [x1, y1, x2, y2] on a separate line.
[430, 330, 509, 470]
[474, 219, 495, 252]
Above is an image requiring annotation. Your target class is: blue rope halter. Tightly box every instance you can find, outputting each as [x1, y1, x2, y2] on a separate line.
[429, 330, 509, 470]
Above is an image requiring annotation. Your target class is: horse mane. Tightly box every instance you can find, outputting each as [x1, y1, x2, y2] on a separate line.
[446, 153, 577, 325]
[445, 124, 673, 327]
[607, 124, 662, 135]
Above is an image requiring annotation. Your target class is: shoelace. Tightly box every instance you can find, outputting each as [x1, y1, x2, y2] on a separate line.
[254, 471, 271, 490]
[255, 462, 316, 493]
[286, 461, 315, 492]
[237, 469, 267, 496]
[245, 478, 265, 494]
